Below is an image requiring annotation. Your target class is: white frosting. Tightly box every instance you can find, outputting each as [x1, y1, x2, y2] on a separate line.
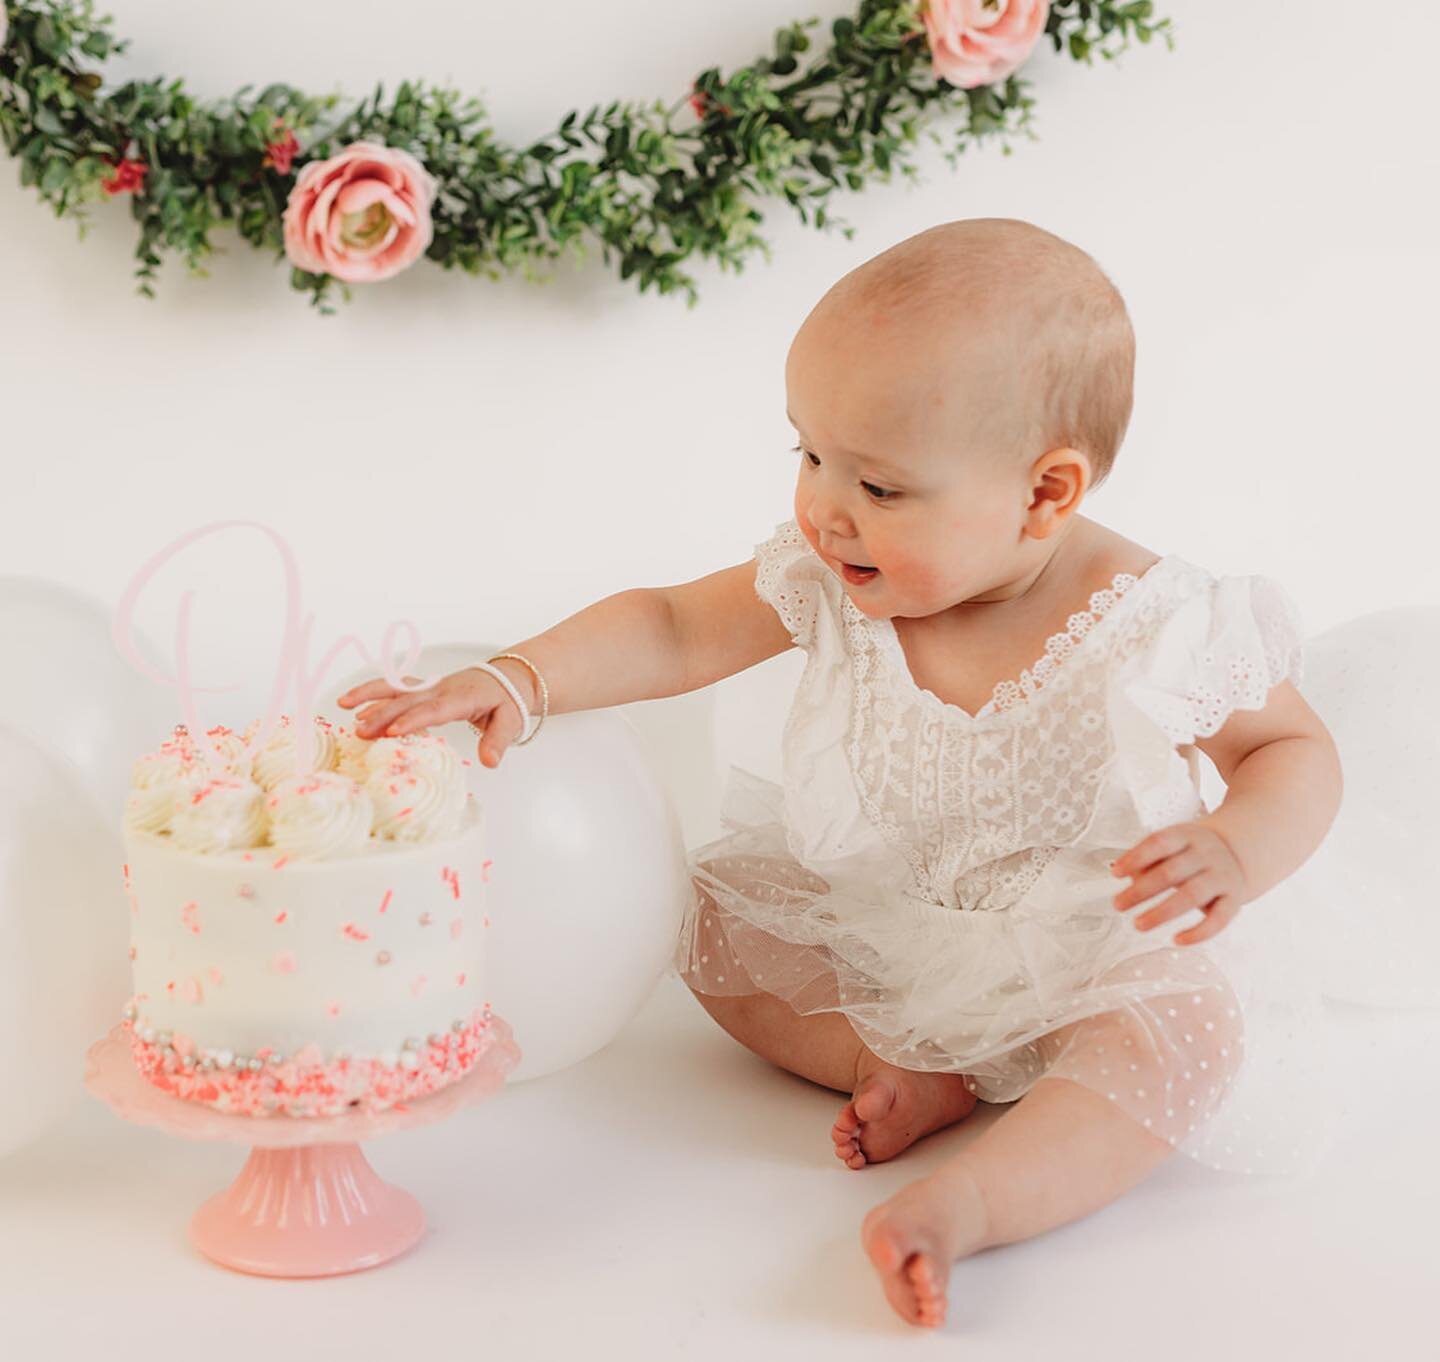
[250, 716, 340, 790]
[125, 721, 468, 859]
[124, 741, 203, 834]
[195, 727, 254, 778]
[168, 774, 269, 853]
[267, 771, 375, 860]
[333, 728, 372, 783]
[363, 734, 466, 841]
[123, 796, 488, 1065]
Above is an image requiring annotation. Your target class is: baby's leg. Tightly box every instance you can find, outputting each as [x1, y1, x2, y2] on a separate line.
[861, 1072, 1175, 1328]
[688, 985, 980, 1163]
[687, 986, 865, 1092]
[862, 973, 1244, 1329]
[684, 881, 979, 1161]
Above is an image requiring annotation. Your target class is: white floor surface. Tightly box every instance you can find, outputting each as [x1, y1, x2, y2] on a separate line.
[0, 974, 1434, 1361]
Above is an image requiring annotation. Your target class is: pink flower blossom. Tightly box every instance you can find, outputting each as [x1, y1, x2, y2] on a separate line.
[921, 0, 1050, 89]
[282, 140, 437, 283]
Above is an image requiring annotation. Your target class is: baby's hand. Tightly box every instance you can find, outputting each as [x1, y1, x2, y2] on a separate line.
[336, 668, 529, 769]
[1110, 820, 1250, 946]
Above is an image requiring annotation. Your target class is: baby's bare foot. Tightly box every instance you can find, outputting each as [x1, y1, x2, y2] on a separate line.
[860, 1160, 990, 1329]
[831, 1051, 978, 1169]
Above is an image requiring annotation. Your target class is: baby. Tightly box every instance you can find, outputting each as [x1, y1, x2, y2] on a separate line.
[338, 218, 1343, 1330]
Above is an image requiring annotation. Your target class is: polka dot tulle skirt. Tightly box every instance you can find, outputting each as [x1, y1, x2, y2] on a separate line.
[674, 765, 1341, 1181]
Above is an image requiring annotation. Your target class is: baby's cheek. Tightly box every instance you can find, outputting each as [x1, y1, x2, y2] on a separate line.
[881, 544, 943, 594]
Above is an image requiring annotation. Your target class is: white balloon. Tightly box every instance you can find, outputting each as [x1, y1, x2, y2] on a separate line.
[0, 576, 176, 822]
[329, 645, 690, 1079]
[1282, 606, 1440, 1009]
[0, 725, 130, 1158]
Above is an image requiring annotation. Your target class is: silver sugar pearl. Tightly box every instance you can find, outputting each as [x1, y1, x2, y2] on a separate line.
[122, 1004, 137, 1021]
[451, 1019, 465, 1034]
[248, 1058, 263, 1072]
[199, 1057, 215, 1071]
[376, 950, 392, 966]
[268, 1053, 285, 1066]
[402, 1037, 420, 1052]
[181, 1055, 195, 1069]
[428, 1033, 443, 1047]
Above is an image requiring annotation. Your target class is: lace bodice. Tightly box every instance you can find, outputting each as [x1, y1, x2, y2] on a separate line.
[753, 519, 1306, 911]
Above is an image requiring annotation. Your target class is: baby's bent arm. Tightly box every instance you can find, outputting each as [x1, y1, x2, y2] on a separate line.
[471, 559, 793, 719]
[665, 558, 796, 694]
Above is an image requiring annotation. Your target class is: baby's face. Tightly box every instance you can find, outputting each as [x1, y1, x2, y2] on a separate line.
[785, 305, 1035, 622]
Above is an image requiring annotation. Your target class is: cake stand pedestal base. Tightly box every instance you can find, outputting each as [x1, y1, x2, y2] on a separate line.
[190, 1142, 425, 1277]
[84, 1019, 521, 1278]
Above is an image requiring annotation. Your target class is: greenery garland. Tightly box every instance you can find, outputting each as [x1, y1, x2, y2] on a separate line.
[0, 0, 1171, 313]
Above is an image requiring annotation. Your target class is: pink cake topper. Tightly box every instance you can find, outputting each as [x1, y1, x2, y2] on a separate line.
[111, 520, 435, 776]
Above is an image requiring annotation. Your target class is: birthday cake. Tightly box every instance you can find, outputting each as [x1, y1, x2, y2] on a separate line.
[117, 714, 518, 1117]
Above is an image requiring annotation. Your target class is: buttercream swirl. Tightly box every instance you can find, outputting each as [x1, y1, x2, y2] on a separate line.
[126, 719, 470, 855]
[194, 725, 253, 778]
[124, 740, 203, 834]
[333, 726, 372, 782]
[168, 773, 269, 852]
[250, 715, 340, 790]
[266, 771, 375, 859]
[363, 733, 466, 841]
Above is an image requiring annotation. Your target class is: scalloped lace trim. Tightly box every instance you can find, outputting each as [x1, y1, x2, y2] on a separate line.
[871, 560, 1167, 721]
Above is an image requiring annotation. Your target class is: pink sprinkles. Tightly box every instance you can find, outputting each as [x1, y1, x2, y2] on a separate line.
[341, 922, 370, 942]
[379, 888, 393, 915]
[124, 1010, 518, 1118]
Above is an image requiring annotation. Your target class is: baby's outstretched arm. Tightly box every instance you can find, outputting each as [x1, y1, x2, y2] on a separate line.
[337, 559, 794, 764]
[1111, 679, 1344, 944]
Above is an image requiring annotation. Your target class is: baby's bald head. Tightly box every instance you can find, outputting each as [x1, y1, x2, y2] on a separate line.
[796, 218, 1135, 490]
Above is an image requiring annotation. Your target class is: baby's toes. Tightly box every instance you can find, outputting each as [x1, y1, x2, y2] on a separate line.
[907, 1254, 948, 1328]
[832, 1103, 868, 1168]
[832, 1100, 861, 1143]
[862, 1222, 923, 1325]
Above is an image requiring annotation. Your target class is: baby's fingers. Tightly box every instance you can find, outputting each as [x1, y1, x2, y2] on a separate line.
[353, 692, 432, 737]
[473, 700, 524, 769]
[382, 692, 484, 739]
[337, 675, 425, 709]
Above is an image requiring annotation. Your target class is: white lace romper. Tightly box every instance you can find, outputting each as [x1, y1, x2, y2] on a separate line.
[673, 517, 1348, 1179]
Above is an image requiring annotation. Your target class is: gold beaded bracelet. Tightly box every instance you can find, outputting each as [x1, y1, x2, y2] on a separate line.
[486, 652, 548, 745]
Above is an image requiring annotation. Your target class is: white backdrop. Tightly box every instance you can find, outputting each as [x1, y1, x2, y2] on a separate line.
[2, 0, 1436, 845]
[2, 5, 1439, 1358]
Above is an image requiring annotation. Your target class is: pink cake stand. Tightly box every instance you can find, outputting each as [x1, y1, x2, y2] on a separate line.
[84, 1020, 521, 1278]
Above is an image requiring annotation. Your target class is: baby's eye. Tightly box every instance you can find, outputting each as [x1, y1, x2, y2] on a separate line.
[791, 443, 896, 501]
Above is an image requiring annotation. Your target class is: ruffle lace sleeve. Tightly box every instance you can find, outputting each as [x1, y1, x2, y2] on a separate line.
[1120, 571, 1307, 747]
[753, 519, 828, 649]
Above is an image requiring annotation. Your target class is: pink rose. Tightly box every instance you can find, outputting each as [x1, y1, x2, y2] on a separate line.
[282, 140, 438, 284]
[921, 0, 1050, 89]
